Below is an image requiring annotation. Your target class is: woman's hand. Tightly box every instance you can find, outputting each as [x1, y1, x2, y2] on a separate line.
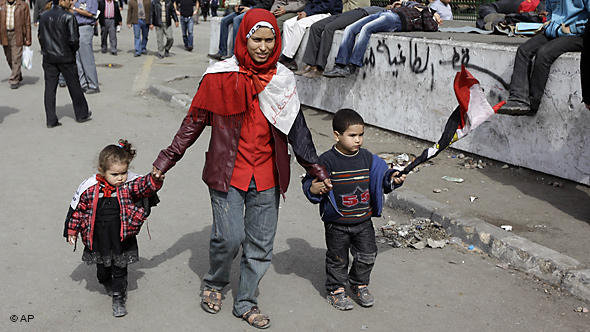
[68, 234, 77, 245]
[152, 166, 165, 181]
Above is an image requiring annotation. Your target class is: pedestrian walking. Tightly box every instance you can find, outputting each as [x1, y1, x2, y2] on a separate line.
[209, 0, 217, 16]
[38, 0, 92, 128]
[0, 0, 32, 89]
[98, 0, 122, 55]
[174, 0, 197, 51]
[302, 108, 406, 310]
[127, 0, 153, 56]
[151, 0, 178, 58]
[72, 0, 100, 93]
[64, 139, 163, 317]
[151, 9, 330, 329]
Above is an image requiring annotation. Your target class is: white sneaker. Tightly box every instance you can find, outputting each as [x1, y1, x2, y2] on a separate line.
[116, 26, 121, 32]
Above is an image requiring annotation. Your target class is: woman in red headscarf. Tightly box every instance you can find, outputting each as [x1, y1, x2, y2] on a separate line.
[152, 8, 330, 329]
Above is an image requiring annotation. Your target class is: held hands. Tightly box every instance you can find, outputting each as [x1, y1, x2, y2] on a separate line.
[391, 171, 407, 186]
[68, 234, 77, 245]
[175, 21, 179, 27]
[152, 166, 165, 182]
[310, 178, 333, 195]
[297, 11, 307, 20]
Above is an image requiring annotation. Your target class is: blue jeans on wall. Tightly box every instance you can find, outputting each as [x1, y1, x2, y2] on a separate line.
[204, 178, 280, 317]
[180, 16, 194, 48]
[133, 19, 149, 55]
[218, 11, 245, 56]
[335, 11, 402, 67]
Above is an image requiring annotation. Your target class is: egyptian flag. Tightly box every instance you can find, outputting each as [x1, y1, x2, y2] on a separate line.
[400, 65, 505, 175]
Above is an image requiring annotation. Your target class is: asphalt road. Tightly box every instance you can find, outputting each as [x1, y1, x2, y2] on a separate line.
[0, 13, 588, 331]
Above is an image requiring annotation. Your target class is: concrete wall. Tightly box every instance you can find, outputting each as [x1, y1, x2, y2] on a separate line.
[209, 18, 590, 185]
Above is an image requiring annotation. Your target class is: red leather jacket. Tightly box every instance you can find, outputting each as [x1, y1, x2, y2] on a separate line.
[153, 109, 328, 194]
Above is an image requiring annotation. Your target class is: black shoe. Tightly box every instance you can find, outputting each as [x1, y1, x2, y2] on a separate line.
[497, 100, 534, 116]
[46, 121, 62, 128]
[77, 111, 92, 123]
[112, 292, 127, 317]
[347, 64, 358, 76]
[208, 53, 224, 61]
[156, 53, 164, 59]
[111, 51, 117, 56]
[164, 50, 170, 57]
[141, 49, 148, 54]
[323, 65, 348, 78]
[102, 281, 113, 297]
[134, 53, 141, 57]
[187, 47, 193, 52]
[279, 56, 297, 71]
[10, 83, 19, 89]
[101, 49, 107, 54]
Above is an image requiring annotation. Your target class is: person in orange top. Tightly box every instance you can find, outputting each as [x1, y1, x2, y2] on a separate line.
[152, 8, 331, 329]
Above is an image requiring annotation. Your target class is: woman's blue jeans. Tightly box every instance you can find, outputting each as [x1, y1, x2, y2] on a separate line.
[204, 178, 280, 317]
[133, 19, 149, 55]
[335, 11, 402, 67]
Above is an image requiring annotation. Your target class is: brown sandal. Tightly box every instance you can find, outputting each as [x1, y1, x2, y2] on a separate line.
[200, 288, 222, 314]
[242, 306, 270, 329]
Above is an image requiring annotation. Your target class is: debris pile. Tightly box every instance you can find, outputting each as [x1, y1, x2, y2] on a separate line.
[379, 218, 449, 249]
[378, 153, 417, 171]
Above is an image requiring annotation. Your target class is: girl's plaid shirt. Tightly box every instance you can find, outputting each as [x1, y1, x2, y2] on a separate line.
[67, 174, 162, 250]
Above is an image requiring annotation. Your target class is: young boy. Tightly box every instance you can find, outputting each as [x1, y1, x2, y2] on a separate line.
[302, 108, 406, 310]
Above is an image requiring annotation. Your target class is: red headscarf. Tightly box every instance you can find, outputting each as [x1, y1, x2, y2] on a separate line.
[189, 9, 281, 120]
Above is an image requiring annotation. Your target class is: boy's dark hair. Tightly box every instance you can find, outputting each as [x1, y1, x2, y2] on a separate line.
[333, 108, 364, 133]
[98, 139, 136, 173]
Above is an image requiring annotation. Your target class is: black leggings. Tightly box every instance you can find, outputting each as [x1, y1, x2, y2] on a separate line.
[96, 264, 127, 293]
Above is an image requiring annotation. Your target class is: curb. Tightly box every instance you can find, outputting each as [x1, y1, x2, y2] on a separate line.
[148, 83, 590, 303]
[385, 190, 590, 303]
[148, 84, 192, 109]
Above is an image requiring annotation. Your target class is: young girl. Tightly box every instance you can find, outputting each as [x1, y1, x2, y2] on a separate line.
[64, 139, 163, 317]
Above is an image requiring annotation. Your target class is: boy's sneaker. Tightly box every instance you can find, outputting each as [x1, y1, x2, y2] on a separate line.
[351, 285, 374, 307]
[326, 289, 354, 311]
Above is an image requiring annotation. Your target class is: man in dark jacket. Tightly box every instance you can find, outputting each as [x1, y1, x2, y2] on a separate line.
[0, 0, 32, 89]
[174, 0, 197, 51]
[324, 0, 440, 77]
[278, 0, 342, 70]
[98, 0, 121, 55]
[39, 0, 91, 128]
[207, 0, 272, 59]
[152, 0, 178, 58]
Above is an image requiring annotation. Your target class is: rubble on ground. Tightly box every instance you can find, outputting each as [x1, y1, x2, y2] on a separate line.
[378, 218, 449, 249]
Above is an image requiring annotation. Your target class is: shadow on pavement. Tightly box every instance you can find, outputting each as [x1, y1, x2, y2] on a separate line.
[481, 166, 590, 224]
[56, 104, 77, 121]
[272, 238, 326, 296]
[70, 262, 145, 294]
[0, 106, 19, 123]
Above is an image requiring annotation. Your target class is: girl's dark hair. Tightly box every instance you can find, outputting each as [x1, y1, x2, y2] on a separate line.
[98, 139, 136, 172]
[333, 108, 364, 133]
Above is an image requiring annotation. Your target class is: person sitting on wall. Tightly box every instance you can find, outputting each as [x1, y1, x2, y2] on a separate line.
[323, 0, 441, 78]
[278, 0, 343, 70]
[429, 0, 452, 20]
[476, 0, 545, 30]
[499, 0, 588, 115]
[296, 5, 386, 78]
[270, 0, 307, 32]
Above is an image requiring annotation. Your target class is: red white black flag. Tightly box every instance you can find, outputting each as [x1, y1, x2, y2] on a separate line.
[400, 65, 505, 175]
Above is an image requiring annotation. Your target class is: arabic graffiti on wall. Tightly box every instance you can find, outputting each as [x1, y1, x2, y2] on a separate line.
[361, 39, 508, 91]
